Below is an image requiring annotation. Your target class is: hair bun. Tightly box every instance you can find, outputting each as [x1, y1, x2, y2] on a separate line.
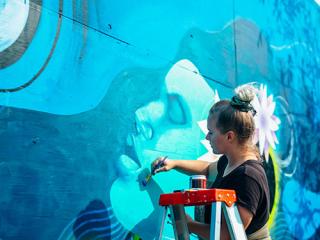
[231, 83, 257, 115]
[234, 83, 257, 102]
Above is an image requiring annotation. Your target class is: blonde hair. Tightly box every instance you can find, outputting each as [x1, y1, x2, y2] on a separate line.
[234, 83, 257, 102]
[209, 84, 259, 157]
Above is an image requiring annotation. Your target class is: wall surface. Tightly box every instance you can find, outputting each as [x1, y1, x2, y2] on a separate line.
[0, 0, 320, 239]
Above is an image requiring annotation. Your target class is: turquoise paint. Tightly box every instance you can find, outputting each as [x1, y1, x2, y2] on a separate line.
[0, 0, 319, 239]
[110, 59, 215, 239]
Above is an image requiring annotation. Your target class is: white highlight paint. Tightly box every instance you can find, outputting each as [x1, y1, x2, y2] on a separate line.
[0, 0, 29, 52]
[270, 42, 307, 51]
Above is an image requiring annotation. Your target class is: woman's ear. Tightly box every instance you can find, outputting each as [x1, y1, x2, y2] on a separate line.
[226, 131, 236, 142]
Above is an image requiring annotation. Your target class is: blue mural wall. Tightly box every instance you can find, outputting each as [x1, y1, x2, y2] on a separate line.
[0, 0, 319, 239]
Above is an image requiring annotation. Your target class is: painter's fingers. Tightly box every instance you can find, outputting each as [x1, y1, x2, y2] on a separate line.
[151, 156, 167, 171]
[151, 157, 164, 170]
[153, 164, 169, 174]
[151, 157, 167, 174]
[153, 158, 174, 174]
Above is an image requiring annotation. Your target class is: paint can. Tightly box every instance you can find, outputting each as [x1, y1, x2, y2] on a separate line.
[190, 175, 207, 189]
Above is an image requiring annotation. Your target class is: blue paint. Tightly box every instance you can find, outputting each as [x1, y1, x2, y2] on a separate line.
[0, 0, 320, 239]
[283, 179, 320, 239]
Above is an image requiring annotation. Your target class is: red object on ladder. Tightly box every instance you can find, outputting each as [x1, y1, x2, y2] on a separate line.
[159, 189, 237, 207]
[158, 189, 247, 240]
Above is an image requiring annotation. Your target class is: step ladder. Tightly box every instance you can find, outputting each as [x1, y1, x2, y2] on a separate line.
[158, 188, 247, 240]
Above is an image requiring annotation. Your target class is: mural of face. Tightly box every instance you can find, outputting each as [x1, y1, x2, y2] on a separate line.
[110, 59, 218, 239]
[0, 0, 319, 238]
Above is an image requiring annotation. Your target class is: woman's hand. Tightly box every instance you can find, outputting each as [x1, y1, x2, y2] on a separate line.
[185, 213, 195, 233]
[185, 213, 194, 224]
[151, 156, 175, 174]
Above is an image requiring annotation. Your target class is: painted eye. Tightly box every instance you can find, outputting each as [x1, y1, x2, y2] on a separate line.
[135, 120, 153, 140]
[167, 93, 188, 125]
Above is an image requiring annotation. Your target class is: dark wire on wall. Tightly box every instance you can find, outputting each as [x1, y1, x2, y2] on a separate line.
[232, 0, 239, 85]
[27, 2, 233, 89]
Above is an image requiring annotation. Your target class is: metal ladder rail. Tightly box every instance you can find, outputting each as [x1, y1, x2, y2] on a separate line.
[158, 188, 247, 240]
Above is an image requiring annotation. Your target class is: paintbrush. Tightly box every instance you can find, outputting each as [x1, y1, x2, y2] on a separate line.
[142, 156, 168, 187]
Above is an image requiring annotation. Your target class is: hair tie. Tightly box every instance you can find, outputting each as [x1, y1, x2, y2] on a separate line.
[230, 96, 257, 116]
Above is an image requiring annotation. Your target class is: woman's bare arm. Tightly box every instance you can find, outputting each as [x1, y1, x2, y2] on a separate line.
[152, 158, 211, 176]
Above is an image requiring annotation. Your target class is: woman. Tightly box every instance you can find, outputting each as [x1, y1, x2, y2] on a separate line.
[152, 84, 271, 240]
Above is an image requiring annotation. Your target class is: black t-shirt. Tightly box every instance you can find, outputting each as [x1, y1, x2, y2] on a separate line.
[205, 155, 270, 234]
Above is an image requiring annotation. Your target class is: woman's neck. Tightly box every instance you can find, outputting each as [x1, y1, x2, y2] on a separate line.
[223, 150, 257, 177]
[225, 145, 257, 167]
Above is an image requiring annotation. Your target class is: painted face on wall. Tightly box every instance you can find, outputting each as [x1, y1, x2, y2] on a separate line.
[108, 20, 284, 239]
[110, 59, 219, 239]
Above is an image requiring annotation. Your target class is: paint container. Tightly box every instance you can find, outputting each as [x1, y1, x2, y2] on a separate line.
[190, 175, 207, 189]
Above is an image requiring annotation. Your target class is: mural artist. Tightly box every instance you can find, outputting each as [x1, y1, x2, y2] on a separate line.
[152, 84, 271, 240]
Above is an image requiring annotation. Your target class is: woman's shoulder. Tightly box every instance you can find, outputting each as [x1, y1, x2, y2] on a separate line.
[236, 160, 267, 183]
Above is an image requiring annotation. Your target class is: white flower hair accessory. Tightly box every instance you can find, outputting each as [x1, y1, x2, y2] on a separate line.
[251, 84, 281, 161]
